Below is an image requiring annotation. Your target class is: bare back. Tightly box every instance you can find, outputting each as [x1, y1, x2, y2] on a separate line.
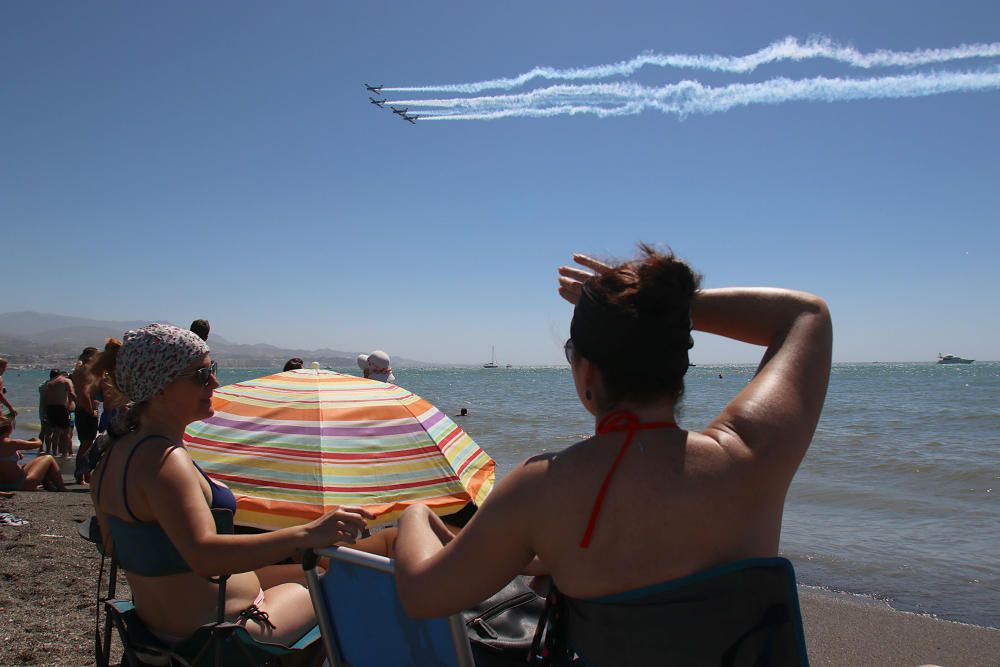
[525, 426, 789, 598]
[73, 368, 95, 412]
[43, 377, 72, 407]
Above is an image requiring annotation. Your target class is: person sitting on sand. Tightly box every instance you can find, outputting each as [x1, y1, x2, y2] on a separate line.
[0, 414, 67, 492]
[393, 245, 831, 663]
[89, 323, 391, 647]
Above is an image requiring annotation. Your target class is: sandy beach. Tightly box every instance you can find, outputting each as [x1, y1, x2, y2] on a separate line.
[2, 479, 999, 667]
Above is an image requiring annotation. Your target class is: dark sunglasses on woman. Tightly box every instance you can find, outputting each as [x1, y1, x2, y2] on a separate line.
[178, 360, 218, 386]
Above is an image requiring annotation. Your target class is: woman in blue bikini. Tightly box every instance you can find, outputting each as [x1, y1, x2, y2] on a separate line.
[90, 324, 378, 647]
[394, 245, 832, 664]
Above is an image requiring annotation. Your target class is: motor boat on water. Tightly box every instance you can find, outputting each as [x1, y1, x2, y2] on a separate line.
[937, 353, 974, 365]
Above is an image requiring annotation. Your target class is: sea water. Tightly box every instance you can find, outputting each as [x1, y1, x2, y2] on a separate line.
[5, 363, 998, 628]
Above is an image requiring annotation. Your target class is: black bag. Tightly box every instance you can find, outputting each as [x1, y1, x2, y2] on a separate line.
[463, 576, 546, 667]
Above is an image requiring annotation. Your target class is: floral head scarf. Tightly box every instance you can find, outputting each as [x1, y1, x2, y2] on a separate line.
[116, 323, 210, 403]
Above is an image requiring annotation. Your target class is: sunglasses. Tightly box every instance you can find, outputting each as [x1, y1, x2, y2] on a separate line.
[179, 360, 218, 387]
[564, 338, 574, 365]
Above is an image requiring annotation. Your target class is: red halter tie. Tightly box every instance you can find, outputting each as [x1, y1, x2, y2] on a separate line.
[579, 410, 679, 548]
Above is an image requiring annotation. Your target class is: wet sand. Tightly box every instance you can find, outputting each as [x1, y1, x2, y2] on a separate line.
[1, 479, 998, 666]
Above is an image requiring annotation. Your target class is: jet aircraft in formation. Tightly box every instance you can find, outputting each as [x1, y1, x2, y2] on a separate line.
[365, 85, 418, 124]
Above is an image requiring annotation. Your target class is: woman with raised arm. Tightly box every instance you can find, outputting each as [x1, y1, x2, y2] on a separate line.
[394, 245, 831, 664]
[90, 324, 377, 646]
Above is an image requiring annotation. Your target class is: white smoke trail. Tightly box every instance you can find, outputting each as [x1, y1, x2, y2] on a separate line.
[383, 37, 1000, 93]
[400, 68, 1000, 120]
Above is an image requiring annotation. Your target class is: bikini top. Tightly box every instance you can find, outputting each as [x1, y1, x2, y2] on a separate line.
[580, 410, 678, 548]
[97, 435, 238, 576]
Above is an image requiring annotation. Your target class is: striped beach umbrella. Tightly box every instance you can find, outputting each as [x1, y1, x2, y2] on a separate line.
[183, 369, 494, 531]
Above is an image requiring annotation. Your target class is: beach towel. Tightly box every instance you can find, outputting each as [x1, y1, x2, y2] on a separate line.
[0, 512, 28, 526]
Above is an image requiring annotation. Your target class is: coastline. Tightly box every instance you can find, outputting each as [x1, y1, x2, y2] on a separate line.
[1, 482, 998, 666]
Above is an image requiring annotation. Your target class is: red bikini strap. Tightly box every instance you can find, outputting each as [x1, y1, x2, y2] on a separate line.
[579, 410, 678, 548]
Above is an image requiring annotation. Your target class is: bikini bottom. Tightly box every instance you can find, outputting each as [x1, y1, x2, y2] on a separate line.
[152, 589, 272, 645]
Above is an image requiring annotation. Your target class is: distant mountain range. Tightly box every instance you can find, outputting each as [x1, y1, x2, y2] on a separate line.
[0, 311, 432, 368]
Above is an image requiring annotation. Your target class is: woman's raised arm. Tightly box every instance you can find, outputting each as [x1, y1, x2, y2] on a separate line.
[695, 287, 832, 468]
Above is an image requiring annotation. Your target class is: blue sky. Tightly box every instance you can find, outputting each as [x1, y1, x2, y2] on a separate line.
[2, 1, 998, 364]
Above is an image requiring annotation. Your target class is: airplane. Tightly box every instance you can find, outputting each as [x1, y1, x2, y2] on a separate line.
[390, 106, 408, 116]
[402, 114, 418, 124]
[365, 83, 383, 93]
[369, 97, 387, 108]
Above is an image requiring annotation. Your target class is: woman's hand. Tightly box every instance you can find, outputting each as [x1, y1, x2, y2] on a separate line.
[557, 254, 612, 305]
[306, 505, 376, 548]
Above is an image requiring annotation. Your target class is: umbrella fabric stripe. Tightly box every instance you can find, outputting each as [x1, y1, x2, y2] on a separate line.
[187, 434, 463, 463]
[201, 468, 467, 500]
[192, 421, 444, 444]
[419, 413, 491, 479]
[191, 415, 465, 452]
[205, 414, 438, 438]
[214, 393, 423, 409]
[192, 452, 464, 485]
[202, 477, 467, 504]
[464, 462, 495, 505]
[208, 471, 463, 494]
[189, 421, 447, 449]
[455, 446, 492, 475]
[202, 405, 434, 430]
[235, 495, 473, 531]
[188, 456, 461, 483]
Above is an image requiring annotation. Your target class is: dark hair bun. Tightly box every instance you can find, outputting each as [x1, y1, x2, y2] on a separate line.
[570, 243, 702, 407]
[632, 243, 699, 317]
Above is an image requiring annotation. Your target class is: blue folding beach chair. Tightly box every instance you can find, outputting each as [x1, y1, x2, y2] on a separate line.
[303, 546, 475, 667]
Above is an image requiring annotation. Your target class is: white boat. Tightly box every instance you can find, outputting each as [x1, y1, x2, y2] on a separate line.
[483, 346, 498, 369]
[937, 353, 973, 365]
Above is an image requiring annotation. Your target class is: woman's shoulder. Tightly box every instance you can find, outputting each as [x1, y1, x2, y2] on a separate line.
[509, 434, 607, 494]
[106, 433, 188, 474]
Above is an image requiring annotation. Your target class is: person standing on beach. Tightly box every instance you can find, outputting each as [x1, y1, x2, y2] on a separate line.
[282, 358, 303, 372]
[72, 347, 100, 483]
[0, 358, 16, 418]
[190, 318, 210, 342]
[37, 370, 60, 453]
[43, 371, 75, 457]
